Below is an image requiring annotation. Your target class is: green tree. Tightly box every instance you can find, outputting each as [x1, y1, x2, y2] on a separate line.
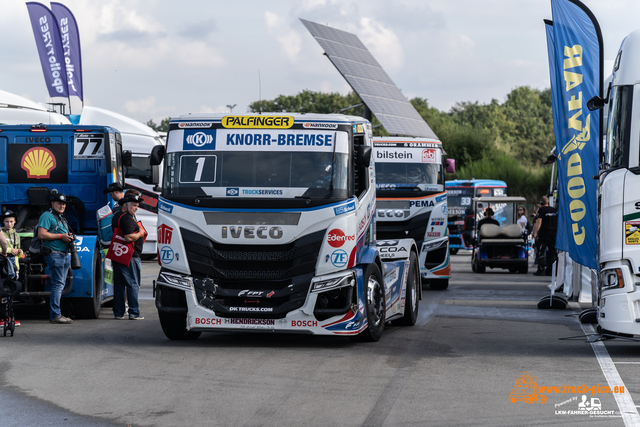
[146, 117, 171, 133]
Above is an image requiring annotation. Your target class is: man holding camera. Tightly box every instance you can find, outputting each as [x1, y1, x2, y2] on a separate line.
[37, 193, 74, 324]
[112, 194, 146, 320]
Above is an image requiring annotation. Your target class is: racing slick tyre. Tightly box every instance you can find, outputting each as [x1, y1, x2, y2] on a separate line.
[351, 263, 385, 342]
[518, 264, 529, 274]
[449, 248, 459, 255]
[396, 253, 420, 326]
[429, 278, 449, 290]
[159, 312, 201, 340]
[72, 244, 102, 319]
[476, 263, 486, 273]
[157, 285, 201, 340]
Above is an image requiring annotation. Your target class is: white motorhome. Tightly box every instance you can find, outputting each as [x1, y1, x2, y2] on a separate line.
[589, 30, 640, 335]
[0, 90, 70, 125]
[79, 107, 163, 256]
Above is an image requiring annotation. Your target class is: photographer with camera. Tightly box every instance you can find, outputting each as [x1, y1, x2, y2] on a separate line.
[37, 193, 75, 324]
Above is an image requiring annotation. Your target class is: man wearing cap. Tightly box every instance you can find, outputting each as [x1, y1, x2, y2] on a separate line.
[103, 182, 125, 212]
[37, 193, 74, 324]
[112, 194, 146, 320]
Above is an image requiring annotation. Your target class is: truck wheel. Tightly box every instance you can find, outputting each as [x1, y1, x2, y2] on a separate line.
[159, 311, 201, 340]
[157, 285, 201, 340]
[72, 244, 102, 319]
[352, 263, 385, 342]
[430, 278, 449, 290]
[397, 253, 419, 326]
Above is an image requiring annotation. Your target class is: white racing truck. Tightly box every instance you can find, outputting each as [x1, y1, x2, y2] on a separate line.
[589, 30, 640, 335]
[150, 113, 421, 341]
[373, 137, 451, 290]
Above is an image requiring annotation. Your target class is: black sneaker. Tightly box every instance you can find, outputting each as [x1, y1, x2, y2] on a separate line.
[533, 270, 545, 276]
[129, 316, 144, 320]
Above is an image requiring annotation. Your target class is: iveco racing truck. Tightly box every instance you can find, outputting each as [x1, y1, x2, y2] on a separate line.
[150, 113, 421, 341]
[373, 137, 450, 290]
[0, 124, 127, 318]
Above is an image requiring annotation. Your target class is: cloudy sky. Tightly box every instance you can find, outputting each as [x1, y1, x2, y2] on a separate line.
[1, 0, 639, 125]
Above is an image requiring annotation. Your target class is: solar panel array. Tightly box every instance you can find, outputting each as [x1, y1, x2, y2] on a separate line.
[300, 18, 438, 139]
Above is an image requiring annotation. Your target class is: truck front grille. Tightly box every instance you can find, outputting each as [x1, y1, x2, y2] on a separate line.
[181, 228, 325, 282]
[376, 211, 431, 248]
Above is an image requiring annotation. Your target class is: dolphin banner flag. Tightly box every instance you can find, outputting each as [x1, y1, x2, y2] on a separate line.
[51, 2, 83, 102]
[548, 0, 602, 269]
[26, 2, 69, 98]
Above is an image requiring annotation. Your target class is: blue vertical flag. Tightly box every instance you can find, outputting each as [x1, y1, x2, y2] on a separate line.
[544, 20, 564, 166]
[51, 2, 83, 102]
[549, 0, 603, 269]
[26, 2, 69, 98]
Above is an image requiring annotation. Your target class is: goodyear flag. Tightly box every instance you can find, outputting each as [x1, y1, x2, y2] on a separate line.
[544, 20, 564, 160]
[51, 2, 83, 102]
[549, 0, 602, 269]
[26, 2, 69, 98]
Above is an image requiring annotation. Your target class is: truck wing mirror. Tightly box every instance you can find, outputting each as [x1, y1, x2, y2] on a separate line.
[122, 150, 132, 167]
[355, 145, 371, 168]
[587, 95, 607, 111]
[150, 145, 165, 166]
[446, 158, 455, 173]
[151, 164, 160, 186]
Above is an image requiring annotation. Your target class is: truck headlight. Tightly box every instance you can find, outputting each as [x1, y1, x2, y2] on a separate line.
[312, 274, 354, 292]
[600, 269, 624, 291]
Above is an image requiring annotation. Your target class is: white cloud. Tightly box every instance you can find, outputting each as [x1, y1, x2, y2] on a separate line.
[357, 17, 404, 72]
[265, 11, 302, 63]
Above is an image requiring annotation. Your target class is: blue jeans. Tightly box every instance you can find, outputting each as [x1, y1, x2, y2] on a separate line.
[45, 252, 71, 320]
[112, 257, 141, 318]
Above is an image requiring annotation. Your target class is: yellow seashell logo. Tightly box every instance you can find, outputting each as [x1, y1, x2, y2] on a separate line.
[21, 147, 57, 179]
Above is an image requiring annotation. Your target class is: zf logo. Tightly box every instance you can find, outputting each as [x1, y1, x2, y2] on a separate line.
[160, 246, 174, 264]
[330, 250, 348, 267]
[226, 188, 239, 196]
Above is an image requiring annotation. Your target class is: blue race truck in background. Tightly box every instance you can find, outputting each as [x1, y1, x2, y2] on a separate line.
[0, 123, 128, 318]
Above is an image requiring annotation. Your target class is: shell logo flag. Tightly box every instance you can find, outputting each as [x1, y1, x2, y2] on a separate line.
[21, 147, 57, 179]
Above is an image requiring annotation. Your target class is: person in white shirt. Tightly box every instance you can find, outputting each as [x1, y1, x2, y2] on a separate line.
[517, 206, 528, 233]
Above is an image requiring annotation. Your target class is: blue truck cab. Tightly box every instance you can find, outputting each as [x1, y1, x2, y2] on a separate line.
[0, 123, 126, 318]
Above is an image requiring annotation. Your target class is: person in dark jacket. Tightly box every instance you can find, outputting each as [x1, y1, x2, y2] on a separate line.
[111, 194, 147, 320]
[532, 196, 558, 276]
[478, 207, 500, 232]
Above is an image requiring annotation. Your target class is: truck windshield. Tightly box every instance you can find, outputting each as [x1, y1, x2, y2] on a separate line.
[375, 162, 441, 191]
[163, 129, 350, 200]
[373, 143, 443, 193]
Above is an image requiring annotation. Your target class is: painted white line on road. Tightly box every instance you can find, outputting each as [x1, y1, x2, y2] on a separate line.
[581, 323, 640, 427]
[615, 362, 640, 365]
